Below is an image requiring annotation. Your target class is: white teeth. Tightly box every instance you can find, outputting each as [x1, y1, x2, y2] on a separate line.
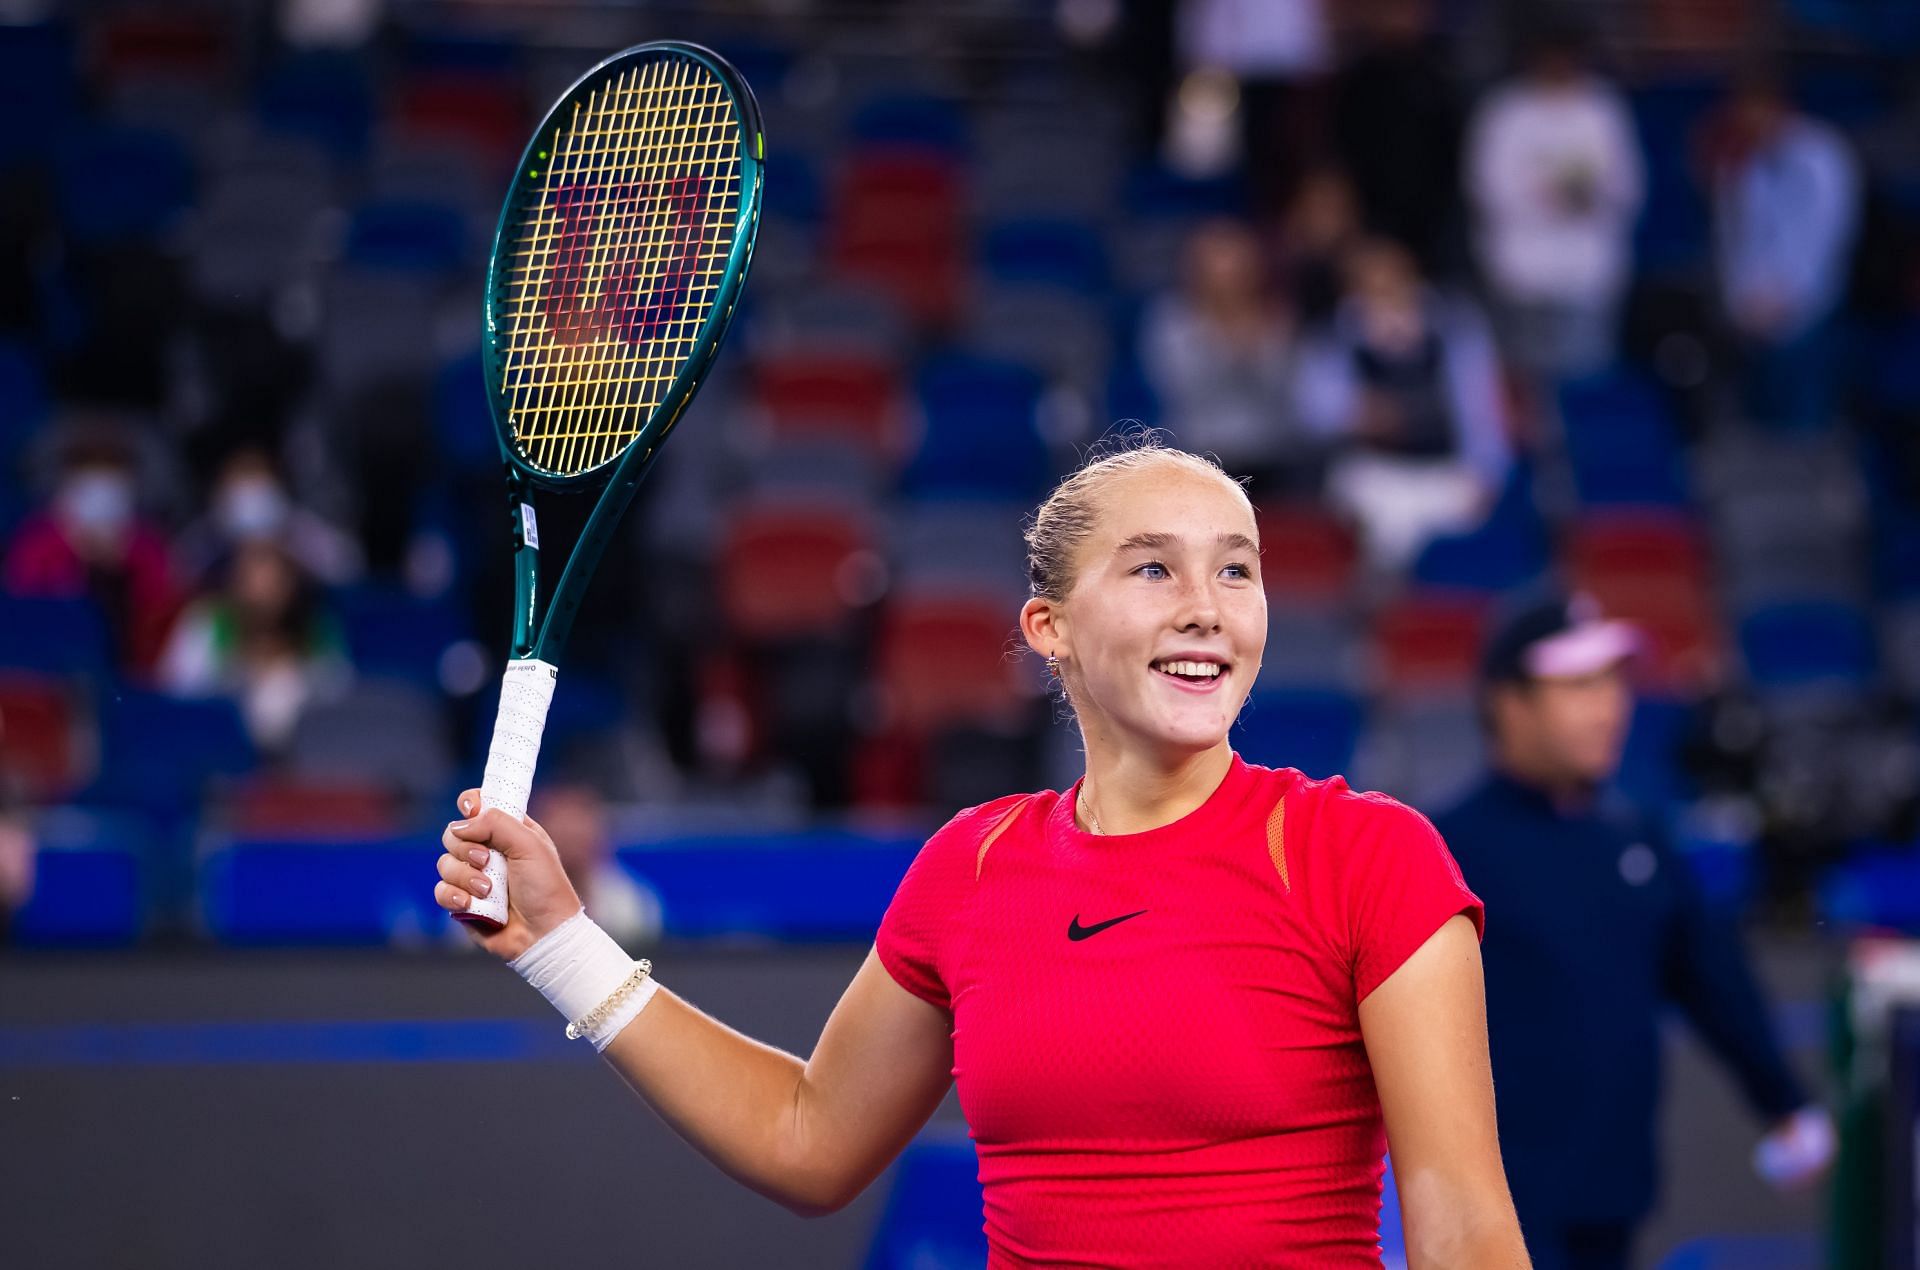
[1155, 660, 1222, 679]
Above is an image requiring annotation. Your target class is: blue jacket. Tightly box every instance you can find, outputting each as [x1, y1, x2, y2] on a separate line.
[1432, 771, 1808, 1225]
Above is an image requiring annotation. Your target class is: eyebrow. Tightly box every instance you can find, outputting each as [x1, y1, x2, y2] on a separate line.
[1113, 531, 1261, 556]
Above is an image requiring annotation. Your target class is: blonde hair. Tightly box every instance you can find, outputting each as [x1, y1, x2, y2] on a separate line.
[1024, 432, 1253, 602]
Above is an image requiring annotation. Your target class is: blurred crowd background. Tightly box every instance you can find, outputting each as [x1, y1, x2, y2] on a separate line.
[3, 0, 1920, 1265]
[3, 0, 1918, 947]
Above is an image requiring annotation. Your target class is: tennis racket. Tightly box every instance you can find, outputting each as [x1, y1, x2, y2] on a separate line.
[459, 41, 764, 930]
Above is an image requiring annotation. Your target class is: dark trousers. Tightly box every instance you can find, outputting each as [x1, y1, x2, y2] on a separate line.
[1525, 1219, 1636, 1270]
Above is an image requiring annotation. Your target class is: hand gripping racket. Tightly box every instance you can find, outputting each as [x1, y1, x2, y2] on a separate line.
[459, 41, 763, 929]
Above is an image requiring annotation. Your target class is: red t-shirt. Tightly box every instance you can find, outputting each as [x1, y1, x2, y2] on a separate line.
[875, 753, 1484, 1268]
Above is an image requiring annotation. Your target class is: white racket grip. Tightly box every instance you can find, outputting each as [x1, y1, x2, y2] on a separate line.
[465, 658, 559, 928]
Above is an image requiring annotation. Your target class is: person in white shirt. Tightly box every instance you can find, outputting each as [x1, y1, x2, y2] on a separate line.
[1464, 20, 1645, 380]
[1706, 69, 1860, 431]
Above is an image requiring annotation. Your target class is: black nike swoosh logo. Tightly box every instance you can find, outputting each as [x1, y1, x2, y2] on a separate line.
[1068, 909, 1148, 941]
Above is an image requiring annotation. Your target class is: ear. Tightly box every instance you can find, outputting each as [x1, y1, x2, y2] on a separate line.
[1019, 596, 1067, 662]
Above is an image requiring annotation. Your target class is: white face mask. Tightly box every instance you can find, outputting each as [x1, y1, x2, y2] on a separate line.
[217, 477, 290, 540]
[57, 471, 136, 537]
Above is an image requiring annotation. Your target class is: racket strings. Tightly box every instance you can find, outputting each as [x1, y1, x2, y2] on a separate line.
[498, 54, 742, 477]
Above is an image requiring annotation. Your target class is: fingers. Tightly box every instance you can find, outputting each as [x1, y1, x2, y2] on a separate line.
[435, 851, 494, 905]
[457, 789, 481, 818]
[434, 880, 472, 913]
[441, 819, 494, 864]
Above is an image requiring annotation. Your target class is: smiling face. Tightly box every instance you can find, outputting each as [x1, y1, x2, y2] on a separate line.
[1022, 462, 1267, 765]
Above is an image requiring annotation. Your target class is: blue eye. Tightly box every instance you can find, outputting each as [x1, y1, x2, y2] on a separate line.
[1222, 562, 1252, 580]
[1135, 561, 1168, 580]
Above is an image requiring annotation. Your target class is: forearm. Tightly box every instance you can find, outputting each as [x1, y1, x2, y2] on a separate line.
[1405, 1197, 1532, 1269]
[600, 988, 835, 1216]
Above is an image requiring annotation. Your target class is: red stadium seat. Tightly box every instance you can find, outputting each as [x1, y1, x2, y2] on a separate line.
[752, 355, 904, 455]
[1372, 594, 1491, 693]
[90, 11, 234, 87]
[1254, 503, 1359, 603]
[1566, 511, 1712, 592]
[874, 595, 1029, 733]
[829, 151, 965, 327]
[0, 672, 83, 802]
[392, 74, 528, 162]
[719, 503, 880, 641]
[222, 776, 403, 836]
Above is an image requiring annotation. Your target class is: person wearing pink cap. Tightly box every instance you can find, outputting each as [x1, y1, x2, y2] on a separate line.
[1433, 592, 1833, 1270]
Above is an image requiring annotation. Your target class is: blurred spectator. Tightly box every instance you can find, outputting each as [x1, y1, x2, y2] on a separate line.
[175, 447, 363, 590]
[3, 429, 183, 677]
[1139, 219, 1314, 496]
[0, 704, 32, 945]
[531, 781, 661, 949]
[1174, 0, 1332, 210]
[1275, 165, 1363, 326]
[1703, 68, 1861, 430]
[1330, 0, 1464, 273]
[1464, 17, 1644, 380]
[1294, 238, 1511, 574]
[157, 539, 349, 752]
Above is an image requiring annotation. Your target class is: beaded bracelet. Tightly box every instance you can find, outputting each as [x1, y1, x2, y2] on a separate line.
[565, 959, 654, 1042]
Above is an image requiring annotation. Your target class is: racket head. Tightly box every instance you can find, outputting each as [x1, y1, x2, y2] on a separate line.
[482, 41, 763, 489]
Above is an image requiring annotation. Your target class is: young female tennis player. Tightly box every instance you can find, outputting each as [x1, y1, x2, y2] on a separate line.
[434, 438, 1530, 1267]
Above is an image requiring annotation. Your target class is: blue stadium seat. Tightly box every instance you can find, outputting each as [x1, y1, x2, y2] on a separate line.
[333, 584, 473, 684]
[619, 831, 922, 942]
[981, 217, 1109, 293]
[760, 148, 823, 223]
[54, 124, 194, 244]
[1820, 841, 1920, 931]
[1411, 502, 1550, 595]
[257, 51, 374, 159]
[0, 22, 77, 161]
[861, 1125, 986, 1270]
[901, 353, 1050, 500]
[432, 348, 500, 470]
[1234, 688, 1365, 780]
[343, 199, 469, 276]
[200, 834, 448, 946]
[1656, 1233, 1823, 1269]
[1559, 369, 1690, 507]
[849, 93, 968, 153]
[1122, 161, 1246, 219]
[86, 692, 256, 813]
[1739, 600, 1876, 690]
[0, 595, 113, 678]
[9, 809, 145, 947]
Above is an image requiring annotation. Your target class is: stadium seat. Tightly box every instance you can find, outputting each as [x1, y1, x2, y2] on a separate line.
[286, 680, 453, 803]
[256, 51, 374, 159]
[342, 198, 469, 277]
[1739, 600, 1877, 691]
[220, 775, 403, 837]
[718, 502, 879, 641]
[199, 832, 448, 946]
[1566, 510, 1713, 593]
[830, 151, 965, 326]
[91, 9, 233, 90]
[849, 93, 968, 154]
[861, 1125, 987, 1270]
[1412, 467, 1551, 594]
[86, 691, 256, 814]
[9, 808, 145, 947]
[1234, 688, 1365, 780]
[752, 354, 903, 454]
[874, 594, 1030, 733]
[1254, 604, 1366, 691]
[0, 671, 84, 801]
[333, 584, 472, 685]
[891, 499, 1030, 603]
[1253, 503, 1358, 603]
[980, 217, 1109, 293]
[53, 124, 194, 244]
[1372, 594, 1490, 694]
[0, 596, 113, 679]
[391, 73, 527, 162]
[901, 353, 1050, 501]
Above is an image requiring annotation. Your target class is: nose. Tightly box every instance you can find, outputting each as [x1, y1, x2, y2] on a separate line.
[1173, 575, 1222, 634]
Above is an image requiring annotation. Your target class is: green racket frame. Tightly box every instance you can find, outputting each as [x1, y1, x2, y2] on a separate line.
[481, 40, 764, 666]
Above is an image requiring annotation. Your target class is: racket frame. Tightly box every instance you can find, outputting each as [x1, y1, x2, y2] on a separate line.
[481, 39, 764, 666]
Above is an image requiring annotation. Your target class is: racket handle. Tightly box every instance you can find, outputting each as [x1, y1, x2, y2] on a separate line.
[463, 658, 559, 929]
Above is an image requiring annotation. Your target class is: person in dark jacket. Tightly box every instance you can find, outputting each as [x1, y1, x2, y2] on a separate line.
[1433, 591, 1833, 1270]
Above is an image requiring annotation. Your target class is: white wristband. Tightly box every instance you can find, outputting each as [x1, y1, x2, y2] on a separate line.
[507, 908, 660, 1051]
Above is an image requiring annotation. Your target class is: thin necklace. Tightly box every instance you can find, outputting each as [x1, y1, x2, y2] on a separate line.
[1080, 785, 1105, 835]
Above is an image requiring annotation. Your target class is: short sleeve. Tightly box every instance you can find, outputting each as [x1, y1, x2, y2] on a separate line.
[1341, 796, 1486, 1002]
[874, 795, 1026, 1011]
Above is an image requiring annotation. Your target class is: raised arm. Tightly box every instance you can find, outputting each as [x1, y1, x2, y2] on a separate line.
[1359, 914, 1530, 1270]
[435, 793, 956, 1218]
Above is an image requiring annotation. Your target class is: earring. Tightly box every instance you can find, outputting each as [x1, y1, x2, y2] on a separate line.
[1045, 653, 1060, 676]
